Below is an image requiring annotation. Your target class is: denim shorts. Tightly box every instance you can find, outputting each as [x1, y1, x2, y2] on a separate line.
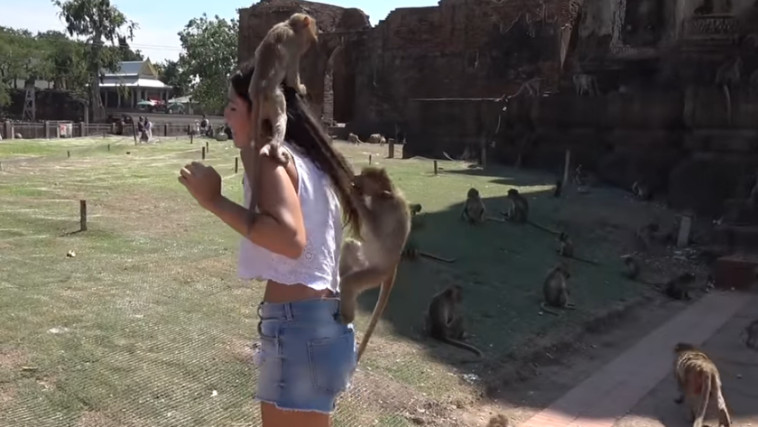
[254, 298, 356, 414]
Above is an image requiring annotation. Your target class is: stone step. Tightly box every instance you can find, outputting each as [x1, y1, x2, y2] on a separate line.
[714, 253, 758, 291]
[713, 224, 758, 250]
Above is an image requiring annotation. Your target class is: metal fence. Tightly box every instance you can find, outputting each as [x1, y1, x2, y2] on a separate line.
[1, 120, 202, 140]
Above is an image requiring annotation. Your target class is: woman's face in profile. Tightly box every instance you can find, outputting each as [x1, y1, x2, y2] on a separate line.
[225, 88, 253, 149]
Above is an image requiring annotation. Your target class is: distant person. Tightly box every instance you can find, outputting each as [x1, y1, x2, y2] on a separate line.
[144, 117, 153, 141]
[200, 114, 209, 132]
[138, 116, 148, 143]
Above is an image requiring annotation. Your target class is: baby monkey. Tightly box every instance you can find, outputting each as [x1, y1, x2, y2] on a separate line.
[247, 13, 318, 209]
[540, 262, 575, 315]
[426, 285, 483, 357]
[339, 167, 411, 361]
[673, 342, 731, 427]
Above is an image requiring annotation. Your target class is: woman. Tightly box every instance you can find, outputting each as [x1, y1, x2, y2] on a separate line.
[178, 59, 360, 427]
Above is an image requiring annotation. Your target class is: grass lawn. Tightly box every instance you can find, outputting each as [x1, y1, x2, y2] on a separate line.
[0, 136, 664, 426]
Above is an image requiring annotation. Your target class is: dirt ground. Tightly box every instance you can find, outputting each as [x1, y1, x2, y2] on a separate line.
[457, 291, 758, 427]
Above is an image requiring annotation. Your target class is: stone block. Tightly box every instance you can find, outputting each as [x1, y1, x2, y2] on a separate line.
[713, 254, 758, 291]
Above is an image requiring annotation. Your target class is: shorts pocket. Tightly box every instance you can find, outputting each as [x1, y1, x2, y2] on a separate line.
[307, 331, 355, 394]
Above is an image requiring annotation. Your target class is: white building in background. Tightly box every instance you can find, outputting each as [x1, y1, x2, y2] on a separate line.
[99, 60, 171, 110]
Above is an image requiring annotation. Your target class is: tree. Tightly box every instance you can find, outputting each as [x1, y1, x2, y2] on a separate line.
[154, 59, 189, 97]
[116, 35, 143, 61]
[36, 30, 89, 91]
[177, 14, 238, 113]
[53, 0, 137, 122]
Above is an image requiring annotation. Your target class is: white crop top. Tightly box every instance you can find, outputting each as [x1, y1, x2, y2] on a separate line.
[237, 141, 343, 292]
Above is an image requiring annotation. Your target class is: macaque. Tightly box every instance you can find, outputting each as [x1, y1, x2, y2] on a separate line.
[348, 133, 362, 144]
[540, 262, 575, 315]
[426, 285, 483, 357]
[461, 188, 486, 224]
[673, 342, 731, 427]
[505, 188, 529, 223]
[661, 272, 696, 301]
[339, 167, 411, 361]
[247, 13, 318, 210]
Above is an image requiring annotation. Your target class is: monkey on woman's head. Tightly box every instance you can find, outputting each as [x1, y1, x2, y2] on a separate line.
[246, 13, 318, 215]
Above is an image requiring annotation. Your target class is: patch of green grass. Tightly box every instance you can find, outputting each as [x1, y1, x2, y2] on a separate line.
[0, 137, 648, 426]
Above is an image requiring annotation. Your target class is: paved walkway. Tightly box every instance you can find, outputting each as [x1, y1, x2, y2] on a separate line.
[518, 291, 753, 427]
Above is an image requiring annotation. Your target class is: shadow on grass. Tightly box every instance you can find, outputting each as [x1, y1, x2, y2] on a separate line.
[352, 163, 656, 404]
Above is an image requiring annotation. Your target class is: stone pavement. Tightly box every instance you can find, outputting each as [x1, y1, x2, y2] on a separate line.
[518, 291, 755, 427]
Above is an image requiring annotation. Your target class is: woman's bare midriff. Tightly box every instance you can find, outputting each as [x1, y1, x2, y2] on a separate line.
[263, 280, 336, 303]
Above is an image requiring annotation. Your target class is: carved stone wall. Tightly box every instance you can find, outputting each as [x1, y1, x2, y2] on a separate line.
[238, 0, 758, 218]
[238, 0, 568, 137]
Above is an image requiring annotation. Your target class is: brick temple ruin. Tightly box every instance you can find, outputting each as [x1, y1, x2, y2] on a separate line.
[239, 0, 758, 223]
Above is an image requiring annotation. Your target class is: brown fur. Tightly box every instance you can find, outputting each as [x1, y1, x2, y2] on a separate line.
[673, 342, 731, 427]
[505, 188, 529, 223]
[347, 133, 362, 144]
[540, 262, 575, 315]
[461, 188, 487, 224]
[557, 232, 574, 257]
[339, 167, 411, 361]
[661, 273, 696, 301]
[247, 13, 318, 211]
[486, 414, 510, 427]
[426, 285, 483, 357]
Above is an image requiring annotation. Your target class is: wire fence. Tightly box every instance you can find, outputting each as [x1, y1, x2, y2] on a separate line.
[0, 121, 206, 141]
[0, 138, 462, 427]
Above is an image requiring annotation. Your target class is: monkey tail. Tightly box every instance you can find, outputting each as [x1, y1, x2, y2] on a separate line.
[695, 370, 713, 426]
[356, 267, 398, 362]
[440, 337, 484, 357]
[722, 84, 732, 126]
[540, 302, 561, 316]
[527, 220, 560, 235]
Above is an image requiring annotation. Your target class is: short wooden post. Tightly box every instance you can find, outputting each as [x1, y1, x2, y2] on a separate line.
[164, 123, 168, 137]
[9, 122, 15, 139]
[202, 146, 206, 160]
[80, 200, 87, 231]
[234, 157, 239, 173]
[45, 121, 50, 139]
[132, 123, 137, 145]
[56, 123, 61, 138]
[563, 149, 571, 187]
[190, 132, 194, 144]
[67, 150, 70, 158]
[205, 141, 209, 152]
[107, 144, 111, 151]
[388, 138, 395, 158]
[434, 160, 438, 175]
[369, 154, 372, 165]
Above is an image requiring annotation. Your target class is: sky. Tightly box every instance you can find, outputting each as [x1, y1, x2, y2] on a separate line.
[0, 0, 438, 63]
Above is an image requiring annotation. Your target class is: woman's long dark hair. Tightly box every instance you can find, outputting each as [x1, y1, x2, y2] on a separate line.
[229, 59, 361, 233]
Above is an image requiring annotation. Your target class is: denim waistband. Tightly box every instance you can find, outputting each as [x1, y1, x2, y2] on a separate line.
[257, 298, 340, 321]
